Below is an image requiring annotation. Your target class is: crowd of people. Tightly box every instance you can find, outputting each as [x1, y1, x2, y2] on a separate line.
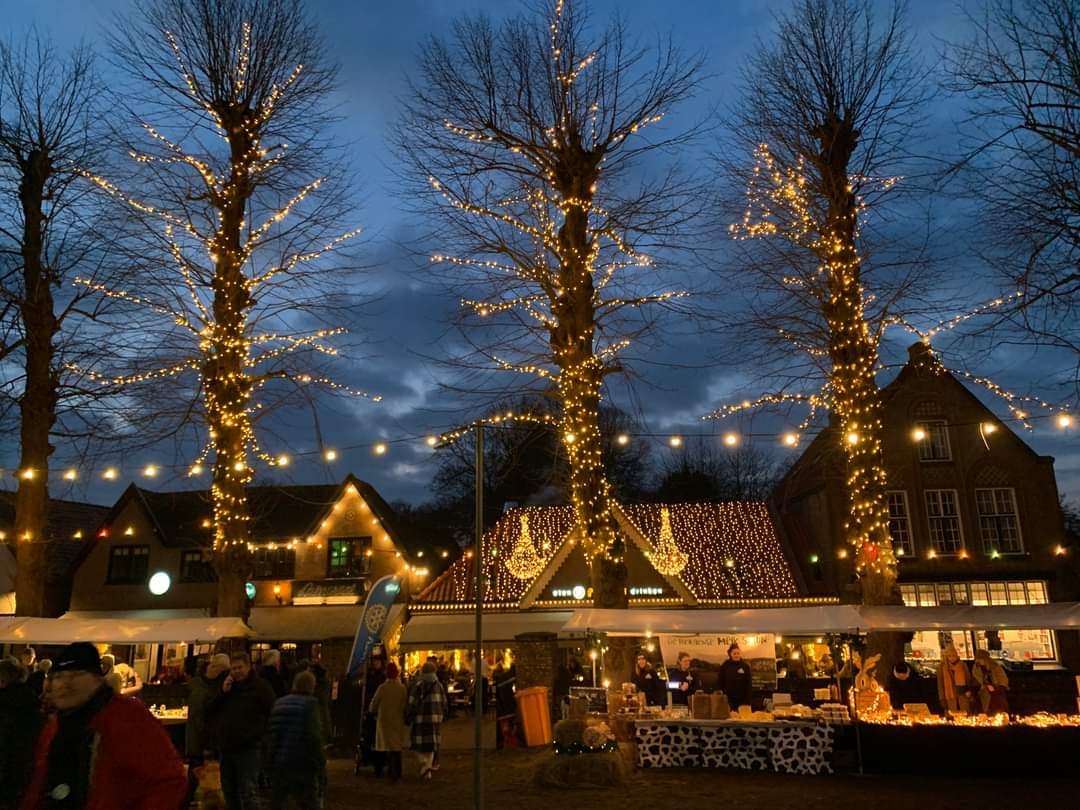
[0, 643, 342, 810]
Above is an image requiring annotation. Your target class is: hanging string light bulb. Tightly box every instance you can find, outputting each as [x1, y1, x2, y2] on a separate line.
[646, 507, 688, 576]
[505, 513, 547, 580]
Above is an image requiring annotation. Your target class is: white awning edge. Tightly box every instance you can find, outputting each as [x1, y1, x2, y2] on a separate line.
[0, 616, 250, 644]
[399, 611, 575, 649]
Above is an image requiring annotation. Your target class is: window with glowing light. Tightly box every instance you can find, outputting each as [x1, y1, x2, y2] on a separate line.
[328, 536, 371, 578]
[253, 547, 295, 579]
[916, 420, 951, 462]
[975, 488, 1023, 555]
[107, 545, 150, 585]
[925, 489, 963, 554]
[180, 550, 215, 583]
[886, 491, 913, 558]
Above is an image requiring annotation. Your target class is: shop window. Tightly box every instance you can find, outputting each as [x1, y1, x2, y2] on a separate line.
[925, 490, 963, 554]
[975, 488, 1023, 554]
[917, 420, 951, 461]
[253, 547, 295, 579]
[886, 491, 914, 558]
[1026, 581, 1048, 604]
[916, 584, 937, 606]
[328, 536, 371, 578]
[899, 584, 918, 606]
[107, 544, 150, 585]
[180, 550, 215, 583]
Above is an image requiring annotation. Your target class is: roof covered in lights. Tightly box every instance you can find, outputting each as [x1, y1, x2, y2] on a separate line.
[414, 502, 808, 609]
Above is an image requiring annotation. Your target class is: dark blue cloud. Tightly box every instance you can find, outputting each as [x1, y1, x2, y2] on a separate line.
[3, 0, 1077, 507]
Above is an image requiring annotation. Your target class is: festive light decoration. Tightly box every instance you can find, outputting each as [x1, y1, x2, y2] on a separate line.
[505, 514, 548, 580]
[421, 0, 694, 583]
[715, 142, 1075, 602]
[415, 502, 799, 605]
[70, 17, 372, 578]
[645, 507, 688, 576]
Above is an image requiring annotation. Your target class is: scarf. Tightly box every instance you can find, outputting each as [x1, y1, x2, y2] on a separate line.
[44, 684, 113, 808]
[941, 660, 966, 701]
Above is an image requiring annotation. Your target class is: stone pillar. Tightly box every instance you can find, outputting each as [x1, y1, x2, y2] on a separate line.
[514, 631, 561, 715]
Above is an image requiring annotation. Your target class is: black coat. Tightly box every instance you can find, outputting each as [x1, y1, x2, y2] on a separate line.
[207, 673, 277, 754]
[632, 666, 665, 706]
[667, 667, 700, 705]
[258, 664, 287, 699]
[718, 658, 753, 708]
[888, 671, 924, 710]
[493, 668, 516, 717]
[0, 681, 42, 799]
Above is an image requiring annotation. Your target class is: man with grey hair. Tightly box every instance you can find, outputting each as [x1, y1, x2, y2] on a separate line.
[258, 648, 286, 698]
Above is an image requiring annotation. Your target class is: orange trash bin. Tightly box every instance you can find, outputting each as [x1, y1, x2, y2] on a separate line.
[515, 686, 552, 746]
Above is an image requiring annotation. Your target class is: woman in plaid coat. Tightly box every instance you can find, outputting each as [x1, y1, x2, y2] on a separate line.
[408, 662, 447, 778]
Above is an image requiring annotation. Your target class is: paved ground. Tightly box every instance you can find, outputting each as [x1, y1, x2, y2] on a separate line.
[325, 717, 1080, 810]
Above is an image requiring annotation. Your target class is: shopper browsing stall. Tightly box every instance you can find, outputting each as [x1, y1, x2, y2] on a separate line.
[971, 650, 1009, 715]
[936, 646, 973, 716]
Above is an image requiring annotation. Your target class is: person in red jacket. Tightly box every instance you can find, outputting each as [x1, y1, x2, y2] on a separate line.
[20, 642, 187, 810]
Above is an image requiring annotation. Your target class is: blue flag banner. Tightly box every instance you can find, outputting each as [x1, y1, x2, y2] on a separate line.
[347, 574, 403, 677]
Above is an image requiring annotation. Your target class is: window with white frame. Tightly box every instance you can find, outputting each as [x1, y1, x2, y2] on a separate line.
[899, 580, 1056, 660]
[975, 488, 1023, 554]
[886, 491, 914, 558]
[925, 489, 963, 553]
[917, 420, 951, 461]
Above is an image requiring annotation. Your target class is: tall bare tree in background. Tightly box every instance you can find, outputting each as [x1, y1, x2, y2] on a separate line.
[399, 0, 705, 637]
[712, 0, 929, 606]
[948, 0, 1080, 396]
[0, 36, 122, 616]
[84, 0, 365, 616]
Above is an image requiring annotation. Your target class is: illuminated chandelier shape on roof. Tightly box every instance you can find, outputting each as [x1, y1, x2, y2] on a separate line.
[646, 507, 688, 576]
[505, 513, 547, 580]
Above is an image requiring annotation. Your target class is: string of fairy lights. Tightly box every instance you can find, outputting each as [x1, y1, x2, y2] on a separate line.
[3, 406, 1072, 486]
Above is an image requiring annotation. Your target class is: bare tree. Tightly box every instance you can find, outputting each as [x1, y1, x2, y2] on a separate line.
[650, 439, 783, 503]
[712, 0, 930, 605]
[83, 0, 366, 616]
[398, 0, 706, 622]
[0, 35, 126, 616]
[947, 0, 1080, 394]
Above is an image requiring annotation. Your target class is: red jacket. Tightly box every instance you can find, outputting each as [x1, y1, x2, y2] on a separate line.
[21, 694, 187, 810]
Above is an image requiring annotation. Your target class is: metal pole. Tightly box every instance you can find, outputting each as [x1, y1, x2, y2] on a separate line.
[473, 424, 484, 810]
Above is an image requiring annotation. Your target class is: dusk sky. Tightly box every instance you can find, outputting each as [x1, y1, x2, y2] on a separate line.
[4, 0, 1078, 509]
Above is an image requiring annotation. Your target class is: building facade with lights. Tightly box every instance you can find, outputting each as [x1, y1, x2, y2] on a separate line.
[0, 494, 111, 616]
[404, 501, 831, 682]
[773, 342, 1080, 667]
[64, 474, 450, 678]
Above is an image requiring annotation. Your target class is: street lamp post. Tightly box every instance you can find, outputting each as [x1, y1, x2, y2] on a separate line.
[473, 423, 484, 810]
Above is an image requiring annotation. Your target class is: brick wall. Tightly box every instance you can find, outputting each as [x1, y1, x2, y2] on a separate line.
[514, 631, 560, 713]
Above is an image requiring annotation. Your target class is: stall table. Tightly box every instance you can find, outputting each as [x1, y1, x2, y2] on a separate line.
[632, 718, 836, 775]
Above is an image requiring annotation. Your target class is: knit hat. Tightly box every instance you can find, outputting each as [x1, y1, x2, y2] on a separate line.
[51, 642, 103, 676]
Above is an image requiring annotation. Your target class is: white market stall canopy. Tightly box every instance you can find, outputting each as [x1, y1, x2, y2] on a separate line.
[248, 605, 404, 641]
[562, 606, 866, 636]
[0, 611, 250, 644]
[560, 603, 1080, 635]
[399, 611, 575, 649]
[859, 603, 1080, 631]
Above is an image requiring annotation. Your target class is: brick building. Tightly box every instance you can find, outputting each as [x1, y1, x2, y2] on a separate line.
[773, 342, 1080, 668]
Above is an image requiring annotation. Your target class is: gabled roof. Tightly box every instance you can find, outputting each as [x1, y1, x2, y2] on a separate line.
[414, 502, 804, 608]
[96, 474, 444, 564]
[0, 493, 110, 583]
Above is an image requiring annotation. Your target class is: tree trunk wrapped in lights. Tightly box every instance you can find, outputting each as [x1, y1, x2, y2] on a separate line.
[80, 0, 365, 617]
[716, 0, 929, 605]
[401, 0, 705, 629]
